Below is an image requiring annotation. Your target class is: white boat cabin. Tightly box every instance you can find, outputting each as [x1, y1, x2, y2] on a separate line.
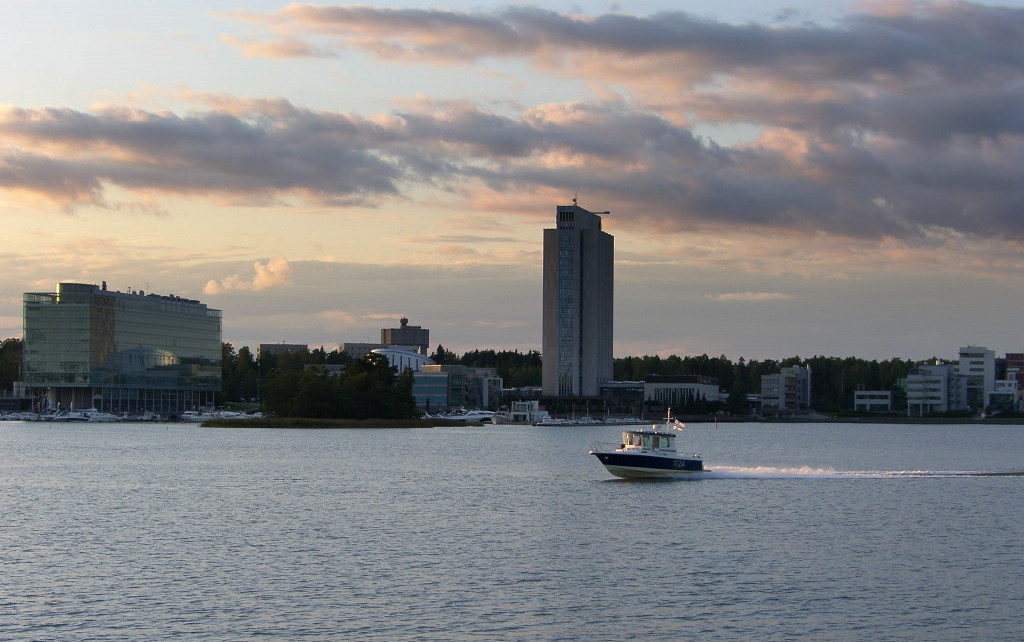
[620, 430, 676, 453]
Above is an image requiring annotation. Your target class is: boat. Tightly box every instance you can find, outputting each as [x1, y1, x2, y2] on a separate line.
[0, 412, 40, 421]
[87, 411, 122, 422]
[533, 417, 570, 426]
[180, 410, 213, 422]
[588, 409, 704, 479]
[425, 409, 496, 423]
[46, 410, 90, 422]
[180, 410, 248, 422]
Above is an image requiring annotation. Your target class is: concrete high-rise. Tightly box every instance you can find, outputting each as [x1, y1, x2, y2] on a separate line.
[542, 203, 614, 397]
[381, 317, 429, 355]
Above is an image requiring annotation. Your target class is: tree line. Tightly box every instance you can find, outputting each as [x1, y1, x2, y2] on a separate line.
[0, 336, 942, 415]
[221, 343, 417, 418]
[612, 353, 919, 413]
[429, 347, 919, 412]
[430, 346, 542, 388]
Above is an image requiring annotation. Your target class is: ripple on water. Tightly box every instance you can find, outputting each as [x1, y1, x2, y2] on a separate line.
[1, 422, 1024, 640]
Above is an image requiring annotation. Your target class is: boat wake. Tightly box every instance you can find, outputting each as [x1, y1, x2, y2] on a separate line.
[694, 466, 1024, 480]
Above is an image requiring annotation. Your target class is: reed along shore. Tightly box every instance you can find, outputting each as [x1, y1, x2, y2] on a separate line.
[201, 417, 482, 429]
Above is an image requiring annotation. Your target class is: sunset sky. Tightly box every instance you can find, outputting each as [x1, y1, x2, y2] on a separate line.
[3, 1, 1023, 361]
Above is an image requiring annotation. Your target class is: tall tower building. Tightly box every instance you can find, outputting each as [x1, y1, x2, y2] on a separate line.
[542, 203, 614, 397]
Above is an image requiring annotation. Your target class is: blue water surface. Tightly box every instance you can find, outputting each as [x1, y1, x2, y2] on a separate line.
[1, 421, 1023, 641]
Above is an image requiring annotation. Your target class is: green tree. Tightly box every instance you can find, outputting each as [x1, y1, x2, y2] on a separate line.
[430, 345, 457, 365]
[261, 353, 417, 419]
[459, 348, 541, 386]
[0, 338, 23, 394]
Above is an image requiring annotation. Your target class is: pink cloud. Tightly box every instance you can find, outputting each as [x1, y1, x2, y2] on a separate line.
[205, 257, 292, 294]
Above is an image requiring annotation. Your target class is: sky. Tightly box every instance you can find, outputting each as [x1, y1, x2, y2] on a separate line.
[2, 0, 1024, 362]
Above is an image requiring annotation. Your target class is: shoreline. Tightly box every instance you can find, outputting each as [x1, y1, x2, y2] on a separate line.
[201, 417, 482, 429]
[200, 415, 1024, 428]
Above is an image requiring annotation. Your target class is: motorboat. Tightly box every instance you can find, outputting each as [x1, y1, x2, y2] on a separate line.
[589, 409, 703, 479]
[181, 410, 248, 422]
[0, 412, 40, 421]
[87, 411, 122, 422]
[181, 411, 214, 422]
[46, 410, 90, 422]
[425, 409, 495, 423]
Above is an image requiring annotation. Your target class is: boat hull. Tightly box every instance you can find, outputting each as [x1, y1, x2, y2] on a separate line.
[591, 452, 703, 479]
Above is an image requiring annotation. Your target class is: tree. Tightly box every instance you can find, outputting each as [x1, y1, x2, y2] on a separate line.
[0, 338, 23, 394]
[431, 345, 457, 365]
[221, 343, 259, 403]
[260, 353, 418, 419]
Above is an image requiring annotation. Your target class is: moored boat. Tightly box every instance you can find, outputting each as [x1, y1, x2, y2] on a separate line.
[589, 409, 704, 479]
[425, 409, 495, 423]
[46, 410, 90, 422]
[87, 411, 122, 422]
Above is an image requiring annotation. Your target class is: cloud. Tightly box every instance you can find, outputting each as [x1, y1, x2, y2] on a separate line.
[205, 257, 292, 294]
[0, 103, 404, 208]
[220, 34, 337, 59]
[239, 3, 1024, 88]
[4, 2, 1024, 250]
[417, 234, 520, 244]
[706, 292, 794, 302]
[224, 2, 1024, 148]
[317, 310, 407, 332]
[4, 93, 1024, 245]
[211, 2, 1024, 242]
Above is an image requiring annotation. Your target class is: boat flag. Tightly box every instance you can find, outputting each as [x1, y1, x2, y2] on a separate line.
[673, 419, 685, 431]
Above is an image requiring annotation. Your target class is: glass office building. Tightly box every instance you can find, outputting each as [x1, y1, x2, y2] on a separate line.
[22, 282, 221, 415]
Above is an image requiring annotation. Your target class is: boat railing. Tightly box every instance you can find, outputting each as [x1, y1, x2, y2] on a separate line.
[589, 440, 625, 453]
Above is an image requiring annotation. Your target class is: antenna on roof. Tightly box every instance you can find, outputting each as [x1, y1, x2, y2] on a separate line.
[572, 193, 578, 205]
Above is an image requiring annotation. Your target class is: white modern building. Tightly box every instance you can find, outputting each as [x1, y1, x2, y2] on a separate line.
[853, 388, 892, 413]
[906, 364, 967, 417]
[760, 365, 812, 415]
[542, 203, 614, 397]
[957, 345, 995, 410]
[371, 347, 434, 373]
[644, 375, 723, 408]
[988, 378, 1019, 414]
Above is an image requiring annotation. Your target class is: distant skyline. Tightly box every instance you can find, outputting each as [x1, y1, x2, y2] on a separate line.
[3, 1, 1024, 361]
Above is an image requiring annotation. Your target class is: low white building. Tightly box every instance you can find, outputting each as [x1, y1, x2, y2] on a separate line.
[644, 375, 722, 408]
[988, 379, 1019, 414]
[492, 400, 550, 424]
[854, 389, 892, 413]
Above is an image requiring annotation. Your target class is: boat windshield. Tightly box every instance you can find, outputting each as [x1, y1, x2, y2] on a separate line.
[622, 433, 674, 449]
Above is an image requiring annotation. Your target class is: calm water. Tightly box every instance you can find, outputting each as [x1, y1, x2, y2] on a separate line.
[2, 420, 1023, 641]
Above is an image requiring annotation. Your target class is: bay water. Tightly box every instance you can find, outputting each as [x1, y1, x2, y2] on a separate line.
[2, 420, 1023, 640]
